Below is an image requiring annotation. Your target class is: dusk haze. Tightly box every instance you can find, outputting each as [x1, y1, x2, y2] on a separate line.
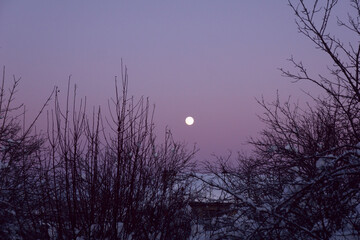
[0, 1, 330, 160]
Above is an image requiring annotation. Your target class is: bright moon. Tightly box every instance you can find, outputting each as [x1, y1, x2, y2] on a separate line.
[185, 116, 194, 126]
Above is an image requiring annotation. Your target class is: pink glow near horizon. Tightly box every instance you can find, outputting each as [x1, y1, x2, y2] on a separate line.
[0, 1, 343, 162]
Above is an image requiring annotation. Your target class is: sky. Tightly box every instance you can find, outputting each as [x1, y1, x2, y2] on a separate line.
[0, 1, 342, 162]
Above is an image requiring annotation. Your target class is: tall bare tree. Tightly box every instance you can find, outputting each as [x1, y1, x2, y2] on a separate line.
[201, 1, 360, 239]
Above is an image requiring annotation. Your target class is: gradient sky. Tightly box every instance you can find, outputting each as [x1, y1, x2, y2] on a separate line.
[0, 1, 342, 162]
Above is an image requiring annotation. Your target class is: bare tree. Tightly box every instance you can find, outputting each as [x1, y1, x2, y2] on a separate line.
[202, 1, 360, 239]
[0, 62, 197, 240]
[0, 67, 53, 240]
[41, 64, 197, 239]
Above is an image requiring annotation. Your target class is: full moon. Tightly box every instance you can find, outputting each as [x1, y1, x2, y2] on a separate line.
[185, 116, 194, 126]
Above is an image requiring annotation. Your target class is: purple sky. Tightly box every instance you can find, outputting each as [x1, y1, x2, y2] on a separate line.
[0, 1, 339, 161]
